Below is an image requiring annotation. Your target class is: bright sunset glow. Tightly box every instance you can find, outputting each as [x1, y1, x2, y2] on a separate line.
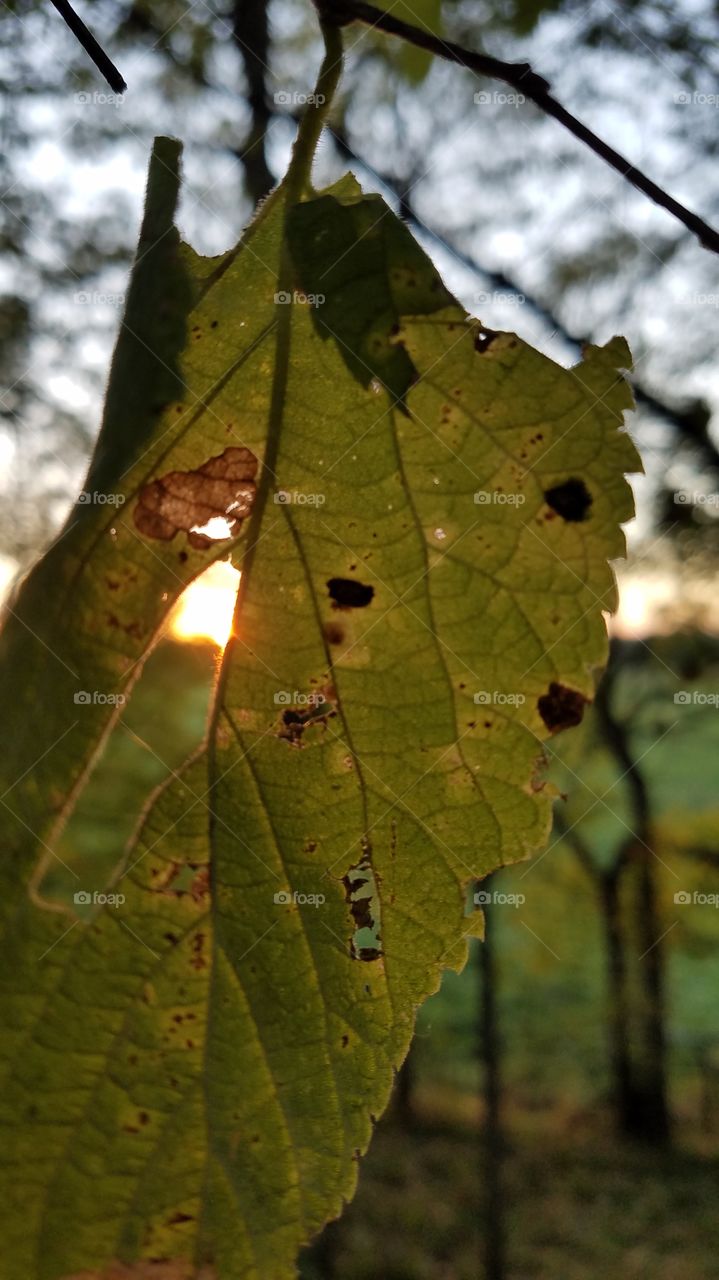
[169, 560, 240, 648]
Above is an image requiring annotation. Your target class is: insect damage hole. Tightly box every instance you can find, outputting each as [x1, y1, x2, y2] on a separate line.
[537, 681, 589, 733]
[134, 446, 258, 549]
[327, 577, 374, 609]
[343, 842, 382, 961]
[474, 326, 498, 354]
[544, 477, 592, 522]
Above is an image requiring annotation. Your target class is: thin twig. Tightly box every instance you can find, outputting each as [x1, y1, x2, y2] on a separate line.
[321, 0, 719, 256]
[49, 0, 126, 94]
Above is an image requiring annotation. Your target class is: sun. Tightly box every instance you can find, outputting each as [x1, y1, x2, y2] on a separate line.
[169, 560, 241, 648]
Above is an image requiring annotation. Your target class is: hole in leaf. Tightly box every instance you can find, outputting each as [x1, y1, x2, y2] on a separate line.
[343, 842, 382, 960]
[327, 577, 374, 609]
[474, 327, 498, 353]
[544, 477, 592, 522]
[537, 681, 589, 732]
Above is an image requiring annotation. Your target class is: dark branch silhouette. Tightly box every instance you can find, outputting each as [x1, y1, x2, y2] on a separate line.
[48, 0, 126, 93]
[318, 0, 719, 255]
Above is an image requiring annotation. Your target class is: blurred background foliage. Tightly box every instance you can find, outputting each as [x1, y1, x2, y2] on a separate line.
[3, 0, 719, 1275]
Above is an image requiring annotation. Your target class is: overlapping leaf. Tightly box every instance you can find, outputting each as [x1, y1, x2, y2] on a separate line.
[0, 140, 640, 1278]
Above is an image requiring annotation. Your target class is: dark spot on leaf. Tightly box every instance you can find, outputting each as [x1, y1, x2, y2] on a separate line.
[544, 478, 592, 522]
[134, 446, 258, 548]
[323, 621, 345, 645]
[474, 327, 498, 353]
[278, 691, 337, 746]
[167, 1211, 194, 1225]
[341, 1034, 349, 1047]
[327, 577, 374, 609]
[538, 681, 589, 732]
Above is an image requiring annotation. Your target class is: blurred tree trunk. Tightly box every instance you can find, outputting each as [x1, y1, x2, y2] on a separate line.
[559, 653, 671, 1145]
[232, 0, 275, 205]
[597, 858, 669, 1142]
[478, 879, 506, 1280]
[595, 670, 670, 1145]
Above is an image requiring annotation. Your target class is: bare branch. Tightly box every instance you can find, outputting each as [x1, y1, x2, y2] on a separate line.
[48, 0, 126, 93]
[321, 0, 719, 256]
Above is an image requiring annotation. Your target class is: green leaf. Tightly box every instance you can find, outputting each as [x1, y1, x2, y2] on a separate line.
[0, 140, 640, 1278]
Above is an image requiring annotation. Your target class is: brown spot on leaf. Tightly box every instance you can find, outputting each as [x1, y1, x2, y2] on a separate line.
[538, 681, 589, 732]
[327, 577, 374, 609]
[323, 621, 346, 645]
[134, 446, 258, 549]
[190, 866, 210, 901]
[544, 477, 592, 522]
